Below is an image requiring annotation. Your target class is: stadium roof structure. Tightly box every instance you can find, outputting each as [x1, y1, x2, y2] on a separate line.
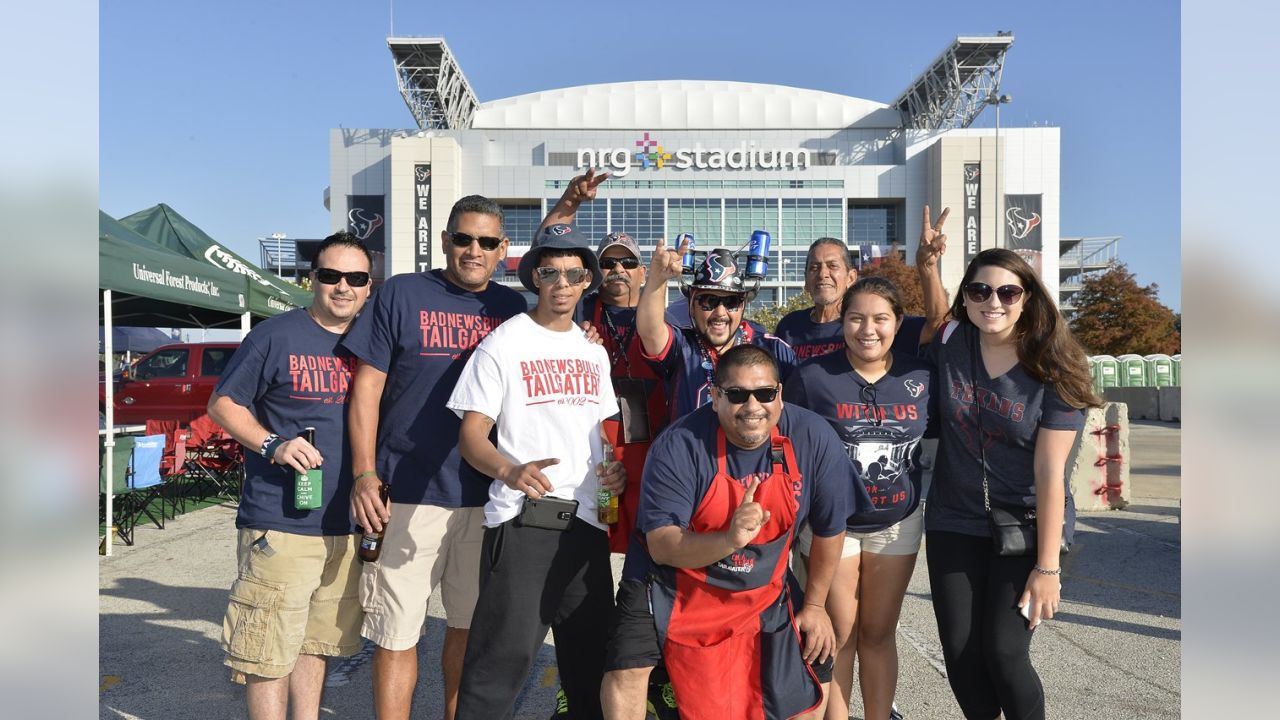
[388, 37, 479, 130]
[891, 34, 1015, 130]
[471, 80, 900, 130]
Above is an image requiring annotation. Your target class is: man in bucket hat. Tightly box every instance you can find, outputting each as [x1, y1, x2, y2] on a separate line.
[449, 222, 624, 720]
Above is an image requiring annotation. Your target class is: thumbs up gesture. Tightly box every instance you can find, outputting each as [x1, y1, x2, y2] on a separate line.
[727, 478, 772, 549]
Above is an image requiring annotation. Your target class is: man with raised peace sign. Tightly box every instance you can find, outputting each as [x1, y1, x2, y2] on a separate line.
[600, 345, 871, 720]
[447, 222, 624, 720]
[774, 206, 952, 361]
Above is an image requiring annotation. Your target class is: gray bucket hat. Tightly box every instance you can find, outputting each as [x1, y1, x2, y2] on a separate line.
[517, 223, 603, 294]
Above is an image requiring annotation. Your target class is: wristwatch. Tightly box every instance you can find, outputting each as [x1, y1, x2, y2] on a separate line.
[260, 433, 281, 459]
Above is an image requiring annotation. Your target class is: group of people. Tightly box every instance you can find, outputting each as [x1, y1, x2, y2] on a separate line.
[210, 170, 1100, 720]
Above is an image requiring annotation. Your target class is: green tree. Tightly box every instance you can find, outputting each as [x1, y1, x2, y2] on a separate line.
[747, 291, 811, 333]
[1069, 263, 1180, 355]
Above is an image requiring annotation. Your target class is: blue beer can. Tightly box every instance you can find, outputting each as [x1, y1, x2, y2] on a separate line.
[746, 230, 771, 279]
[678, 233, 696, 275]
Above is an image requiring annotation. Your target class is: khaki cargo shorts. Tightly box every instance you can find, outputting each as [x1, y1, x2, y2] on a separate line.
[222, 529, 363, 680]
[360, 504, 484, 651]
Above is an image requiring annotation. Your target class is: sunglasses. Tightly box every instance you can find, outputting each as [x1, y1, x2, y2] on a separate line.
[694, 294, 745, 312]
[448, 231, 504, 251]
[860, 382, 882, 427]
[963, 282, 1025, 305]
[600, 257, 640, 270]
[717, 385, 780, 404]
[533, 266, 591, 285]
[313, 268, 371, 287]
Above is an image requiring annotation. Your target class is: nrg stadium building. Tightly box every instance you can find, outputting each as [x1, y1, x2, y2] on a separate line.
[322, 33, 1062, 305]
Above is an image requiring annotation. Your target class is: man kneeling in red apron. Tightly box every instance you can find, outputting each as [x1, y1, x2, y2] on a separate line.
[602, 345, 872, 720]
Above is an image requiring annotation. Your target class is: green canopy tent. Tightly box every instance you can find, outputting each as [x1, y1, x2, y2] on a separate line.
[118, 203, 311, 317]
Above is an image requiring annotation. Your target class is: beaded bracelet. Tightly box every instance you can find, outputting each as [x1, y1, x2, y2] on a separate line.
[1033, 564, 1062, 576]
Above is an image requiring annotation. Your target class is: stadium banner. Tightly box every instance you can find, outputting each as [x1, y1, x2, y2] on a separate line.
[1005, 193, 1044, 276]
[963, 163, 981, 267]
[414, 164, 433, 272]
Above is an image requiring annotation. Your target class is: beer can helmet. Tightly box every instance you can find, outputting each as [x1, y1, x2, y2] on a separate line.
[680, 248, 757, 299]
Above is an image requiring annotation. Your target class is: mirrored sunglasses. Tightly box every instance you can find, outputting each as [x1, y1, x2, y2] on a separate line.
[534, 266, 590, 285]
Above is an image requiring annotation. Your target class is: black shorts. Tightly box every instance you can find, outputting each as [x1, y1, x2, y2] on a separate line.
[603, 579, 835, 684]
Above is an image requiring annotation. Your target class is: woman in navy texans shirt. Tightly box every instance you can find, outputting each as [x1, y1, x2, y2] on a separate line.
[784, 276, 935, 720]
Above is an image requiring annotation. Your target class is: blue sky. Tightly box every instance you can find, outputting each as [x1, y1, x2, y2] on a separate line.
[101, 0, 1180, 310]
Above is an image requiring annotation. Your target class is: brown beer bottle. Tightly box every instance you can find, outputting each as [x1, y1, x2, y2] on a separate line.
[357, 482, 390, 563]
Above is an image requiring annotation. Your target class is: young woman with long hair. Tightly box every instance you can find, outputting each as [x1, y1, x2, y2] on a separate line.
[921, 248, 1100, 720]
[784, 276, 935, 720]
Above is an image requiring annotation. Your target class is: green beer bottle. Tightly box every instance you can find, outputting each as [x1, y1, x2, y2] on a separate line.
[294, 427, 322, 510]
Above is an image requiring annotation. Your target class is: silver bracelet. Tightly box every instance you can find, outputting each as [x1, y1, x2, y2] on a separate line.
[1033, 564, 1062, 576]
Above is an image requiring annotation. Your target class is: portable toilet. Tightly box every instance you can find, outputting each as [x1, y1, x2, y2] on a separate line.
[1172, 354, 1181, 386]
[1117, 354, 1148, 387]
[1088, 357, 1100, 393]
[1144, 354, 1174, 387]
[1094, 355, 1121, 389]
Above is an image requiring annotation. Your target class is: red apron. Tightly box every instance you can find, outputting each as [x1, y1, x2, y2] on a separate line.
[593, 301, 670, 553]
[648, 428, 822, 720]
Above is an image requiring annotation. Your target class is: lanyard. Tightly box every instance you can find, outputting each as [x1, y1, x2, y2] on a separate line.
[594, 300, 635, 374]
[693, 326, 744, 401]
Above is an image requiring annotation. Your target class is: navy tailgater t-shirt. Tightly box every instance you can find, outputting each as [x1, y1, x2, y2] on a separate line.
[622, 404, 865, 581]
[775, 309, 927, 361]
[340, 270, 527, 507]
[783, 349, 936, 533]
[217, 309, 358, 536]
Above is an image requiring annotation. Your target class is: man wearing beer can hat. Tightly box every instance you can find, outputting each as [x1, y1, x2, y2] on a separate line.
[634, 237, 797, 423]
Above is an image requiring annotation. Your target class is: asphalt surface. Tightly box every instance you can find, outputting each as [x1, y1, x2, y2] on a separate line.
[100, 421, 1181, 719]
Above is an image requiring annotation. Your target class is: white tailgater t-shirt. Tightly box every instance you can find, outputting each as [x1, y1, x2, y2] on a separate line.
[448, 313, 619, 530]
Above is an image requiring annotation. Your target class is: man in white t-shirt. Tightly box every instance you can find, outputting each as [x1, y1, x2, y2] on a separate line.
[447, 223, 623, 720]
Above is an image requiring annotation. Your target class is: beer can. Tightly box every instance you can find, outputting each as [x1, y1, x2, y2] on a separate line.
[677, 233, 696, 275]
[746, 230, 771, 280]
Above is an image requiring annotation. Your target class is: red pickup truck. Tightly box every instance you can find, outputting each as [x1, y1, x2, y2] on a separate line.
[101, 342, 241, 424]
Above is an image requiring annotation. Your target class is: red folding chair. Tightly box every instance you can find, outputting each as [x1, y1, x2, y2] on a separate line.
[185, 414, 244, 505]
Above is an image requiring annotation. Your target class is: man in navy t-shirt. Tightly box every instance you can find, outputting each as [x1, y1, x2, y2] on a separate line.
[774, 236, 948, 358]
[209, 232, 373, 717]
[601, 346, 865, 720]
[341, 195, 527, 720]
[636, 238, 797, 422]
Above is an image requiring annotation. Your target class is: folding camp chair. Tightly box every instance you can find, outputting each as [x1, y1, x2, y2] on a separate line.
[127, 434, 167, 532]
[100, 436, 138, 546]
[146, 419, 192, 517]
[185, 414, 245, 504]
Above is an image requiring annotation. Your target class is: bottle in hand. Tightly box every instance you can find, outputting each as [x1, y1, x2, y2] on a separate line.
[294, 427, 322, 510]
[597, 440, 619, 525]
[358, 482, 390, 563]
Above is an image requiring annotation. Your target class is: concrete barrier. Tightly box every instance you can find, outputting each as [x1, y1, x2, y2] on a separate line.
[1068, 402, 1130, 511]
[1103, 387, 1158, 420]
[1157, 387, 1181, 421]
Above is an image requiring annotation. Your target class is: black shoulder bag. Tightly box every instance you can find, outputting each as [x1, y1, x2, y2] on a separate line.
[970, 333, 1068, 557]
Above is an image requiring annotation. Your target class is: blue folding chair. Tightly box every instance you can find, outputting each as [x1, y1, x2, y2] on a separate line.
[128, 434, 167, 533]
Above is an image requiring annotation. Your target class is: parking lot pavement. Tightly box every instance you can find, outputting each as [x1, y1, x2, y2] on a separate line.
[100, 422, 1180, 719]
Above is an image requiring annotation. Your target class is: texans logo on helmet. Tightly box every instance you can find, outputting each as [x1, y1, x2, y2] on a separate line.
[705, 253, 736, 283]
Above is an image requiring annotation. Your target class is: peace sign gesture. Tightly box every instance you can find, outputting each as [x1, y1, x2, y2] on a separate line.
[567, 168, 609, 205]
[727, 478, 772, 549]
[917, 205, 950, 269]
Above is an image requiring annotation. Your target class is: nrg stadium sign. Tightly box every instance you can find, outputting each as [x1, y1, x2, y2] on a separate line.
[577, 132, 810, 177]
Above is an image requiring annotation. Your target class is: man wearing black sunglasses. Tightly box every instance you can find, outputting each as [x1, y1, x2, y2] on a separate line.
[636, 238, 797, 424]
[341, 195, 528, 720]
[602, 345, 865, 720]
[208, 231, 373, 719]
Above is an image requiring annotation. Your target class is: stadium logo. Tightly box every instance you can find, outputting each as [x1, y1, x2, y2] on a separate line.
[965, 165, 981, 182]
[1005, 207, 1041, 240]
[577, 133, 810, 177]
[349, 208, 384, 241]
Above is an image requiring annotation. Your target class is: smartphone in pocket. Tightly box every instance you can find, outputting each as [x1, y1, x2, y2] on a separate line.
[518, 496, 578, 531]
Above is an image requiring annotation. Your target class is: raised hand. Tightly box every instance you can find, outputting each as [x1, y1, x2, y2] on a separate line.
[917, 205, 950, 269]
[727, 478, 772, 549]
[500, 458, 559, 499]
[648, 236, 689, 286]
[567, 168, 609, 205]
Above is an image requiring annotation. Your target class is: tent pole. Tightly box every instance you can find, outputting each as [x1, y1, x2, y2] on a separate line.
[240, 312, 251, 339]
[103, 289, 115, 557]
